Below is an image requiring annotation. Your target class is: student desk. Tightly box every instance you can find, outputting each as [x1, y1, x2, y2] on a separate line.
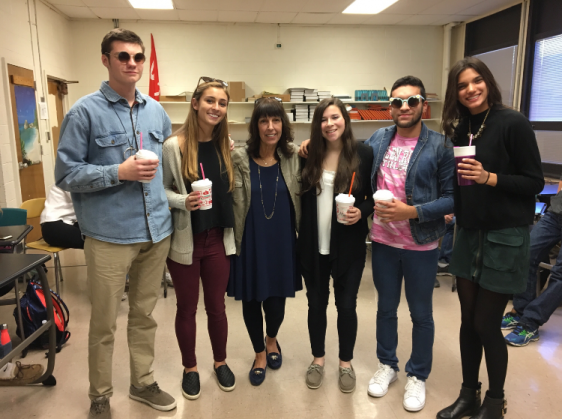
[0, 254, 57, 386]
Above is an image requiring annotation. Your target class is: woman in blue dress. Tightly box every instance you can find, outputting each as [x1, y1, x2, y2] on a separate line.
[228, 97, 302, 386]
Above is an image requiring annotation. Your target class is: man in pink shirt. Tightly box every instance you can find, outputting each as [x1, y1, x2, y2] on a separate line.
[364, 76, 455, 412]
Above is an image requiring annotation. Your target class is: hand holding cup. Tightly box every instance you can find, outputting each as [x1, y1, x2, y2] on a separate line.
[185, 191, 201, 211]
[118, 154, 159, 182]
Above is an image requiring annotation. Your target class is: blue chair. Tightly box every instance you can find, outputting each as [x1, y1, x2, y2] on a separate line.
[0, 208, 28, 227]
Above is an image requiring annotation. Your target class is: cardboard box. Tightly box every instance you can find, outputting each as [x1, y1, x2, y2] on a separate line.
[247, 92, 291, 103]
[228, 81, 246, 102]
[160, 92, 189, 102]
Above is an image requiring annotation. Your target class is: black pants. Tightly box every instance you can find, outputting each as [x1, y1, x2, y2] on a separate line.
[303, 254, 365, 362]
[457, 277, 510, 399]
[41, 220, 84, 249]
[242, 297, 286, 353]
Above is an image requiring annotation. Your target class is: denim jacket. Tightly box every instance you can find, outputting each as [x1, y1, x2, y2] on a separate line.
[55, 82, 173, 244]
[365, 122, 455, 245]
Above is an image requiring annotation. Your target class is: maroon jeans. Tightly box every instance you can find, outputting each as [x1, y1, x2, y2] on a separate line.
[166, 228, 230, 368]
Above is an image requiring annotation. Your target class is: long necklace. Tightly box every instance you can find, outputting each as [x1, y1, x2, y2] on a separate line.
[257, 162, 279, 220]
[101, 89, 139, 159]
[468, 108, 491, 141]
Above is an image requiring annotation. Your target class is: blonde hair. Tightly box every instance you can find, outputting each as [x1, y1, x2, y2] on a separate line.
[172, 82, 234, 191]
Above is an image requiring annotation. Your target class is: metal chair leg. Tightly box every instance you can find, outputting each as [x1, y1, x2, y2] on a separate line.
[53, 252, 60, 295]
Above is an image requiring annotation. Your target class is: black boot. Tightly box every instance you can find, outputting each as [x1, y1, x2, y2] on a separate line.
[470, 394, 507, 419]
[436, 383, 481, 419]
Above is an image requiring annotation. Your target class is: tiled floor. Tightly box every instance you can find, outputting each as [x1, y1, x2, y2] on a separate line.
[1, 249, 561, 418]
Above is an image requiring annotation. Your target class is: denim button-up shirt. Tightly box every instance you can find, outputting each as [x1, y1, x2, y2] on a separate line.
[365, 122, 455, 245]
[55, 82, 173, 244]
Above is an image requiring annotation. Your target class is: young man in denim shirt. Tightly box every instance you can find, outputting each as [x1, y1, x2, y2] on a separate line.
[55, 29, 175, 419]
[365, 76, 454, 412]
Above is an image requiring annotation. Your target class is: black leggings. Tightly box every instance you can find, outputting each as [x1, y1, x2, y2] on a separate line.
[41, 220, 84, 249]
[242, 297, 286, 353]
[457, 277, 510, 399]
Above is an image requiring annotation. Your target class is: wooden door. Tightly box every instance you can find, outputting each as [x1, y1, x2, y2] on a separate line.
[47, 79, 64, 154]
[8, 64, 45, 241]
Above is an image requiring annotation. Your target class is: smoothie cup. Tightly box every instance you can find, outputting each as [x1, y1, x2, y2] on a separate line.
[454, 146, 476, 186]
[135, 149, 159, 183]
[335, 194, 355, 224]
[191, 179, 213, 210]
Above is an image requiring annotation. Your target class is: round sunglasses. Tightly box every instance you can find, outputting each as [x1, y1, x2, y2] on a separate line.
[104, 51, 146, 64]
[389, 95, 425, 109]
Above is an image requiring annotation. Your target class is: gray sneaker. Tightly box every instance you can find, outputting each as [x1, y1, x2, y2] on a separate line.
[339, 365, 356, 393]
[88, 396, 111, 419]
[305, 363, 324, 389]
[129, 382, 177, 411]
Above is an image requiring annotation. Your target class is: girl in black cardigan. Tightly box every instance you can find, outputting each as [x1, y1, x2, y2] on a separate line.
[298, 98, 374, 393]
[437, 58, 544, 419]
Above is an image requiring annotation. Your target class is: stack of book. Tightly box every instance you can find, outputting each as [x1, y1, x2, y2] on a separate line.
[304, 89, 319, 102]
[334, 95, 353, 102]
[290, 88, 305, 102]
[294, 104, 309, 122]
[286, 111, 294, 122]
[425, 93, 439, 100]
[308, 104, 317, 121]
[318, 91, 331, 101]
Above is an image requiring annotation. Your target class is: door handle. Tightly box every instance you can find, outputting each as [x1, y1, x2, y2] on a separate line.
[19, 162, 28, 170]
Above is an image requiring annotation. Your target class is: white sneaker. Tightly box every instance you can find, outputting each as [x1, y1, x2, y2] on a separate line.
[403, 376, 426, 412]
[367, 362, 397, 397]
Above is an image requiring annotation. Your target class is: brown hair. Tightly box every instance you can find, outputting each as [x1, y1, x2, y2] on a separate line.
[441, 57, 503, 140]
[101, 29, 145, 55]
[172, 82, 234, 191]
[301, 98, 360, 195]
[247, 98, 294, 160]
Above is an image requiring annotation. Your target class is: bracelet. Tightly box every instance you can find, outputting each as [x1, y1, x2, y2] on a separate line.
[484, 171, 491, 185]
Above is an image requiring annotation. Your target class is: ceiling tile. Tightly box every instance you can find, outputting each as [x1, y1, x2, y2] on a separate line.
[48, 0, 86, 6]
[459, 0, 517, 18]
[421, 0, 474, 15]
[52, 4, 98, 18]
[173, 0, 218, 10]
[90, 7, 141, 19]
[217, 10, 257, 23]
[396, 14, 445, 25]
[134, 9, 179, 20]
[218, 0, 265, 12]
[381, 0, 443, 15]
[260, 0, 304, 13]
[177, 9, 218, 21]
[82, 0, 129, 7]
[432, 14, 473, 25]
[362, 13, 410, 25]
[301, 0, 353, 14]
[255, 11, 297, 23]
[292, 13, 335, 24]
[326, 13, 371, 25]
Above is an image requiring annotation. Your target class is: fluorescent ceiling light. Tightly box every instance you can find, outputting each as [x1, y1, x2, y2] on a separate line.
[343, 0, 399, 14]
[128, 0, 173, 9]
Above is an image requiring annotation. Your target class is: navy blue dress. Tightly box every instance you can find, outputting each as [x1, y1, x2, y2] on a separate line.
[228, 159, 301, 302]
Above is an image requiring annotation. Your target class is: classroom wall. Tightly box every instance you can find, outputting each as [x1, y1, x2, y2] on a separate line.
[0, 0, 74, 207]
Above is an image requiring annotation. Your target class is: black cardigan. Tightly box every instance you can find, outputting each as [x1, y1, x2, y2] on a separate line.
[297, 142, 374, 284]
[453, 106, 544, 230]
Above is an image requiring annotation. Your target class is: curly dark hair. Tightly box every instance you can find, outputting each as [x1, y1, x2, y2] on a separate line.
[247, 98, 294, 160]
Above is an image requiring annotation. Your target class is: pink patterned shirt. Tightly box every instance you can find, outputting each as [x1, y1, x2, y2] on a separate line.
[370, 133, 439, 251]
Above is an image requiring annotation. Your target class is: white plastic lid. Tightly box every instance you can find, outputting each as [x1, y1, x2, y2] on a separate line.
[335, 193, 355, 203]
[453, 146, 476, 157]
[192, 179, 213, 187]
[373, 189, 394, 201]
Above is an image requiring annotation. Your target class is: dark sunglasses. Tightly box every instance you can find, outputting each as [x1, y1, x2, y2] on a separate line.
[197, 76, 228, 88]
[254, 96, 282, 106]
[104, 51, 146, 64]
[389, 95, 425, 109]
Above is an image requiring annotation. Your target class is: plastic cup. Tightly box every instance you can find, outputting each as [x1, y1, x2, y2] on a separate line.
[373, 189, 394, 221]
[454, 146, 476, 186]
[191, 179, 213, 210]
[335, 194, 355, 224]
[135, 149, 159, 183]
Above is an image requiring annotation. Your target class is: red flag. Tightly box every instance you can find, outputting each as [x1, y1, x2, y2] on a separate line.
[148, 34, 160, 101]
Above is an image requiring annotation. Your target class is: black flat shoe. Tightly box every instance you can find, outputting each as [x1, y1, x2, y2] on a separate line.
[265, 338, 282, 369]
[214, 364, 236, 392]
[249, 360, 266, 386]
[181, 371, 201, 400]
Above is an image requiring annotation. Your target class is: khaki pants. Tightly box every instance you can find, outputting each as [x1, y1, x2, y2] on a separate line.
[84, 235, 171, 399]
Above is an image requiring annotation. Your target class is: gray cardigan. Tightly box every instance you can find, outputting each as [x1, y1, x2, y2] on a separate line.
[231, 144, 301, 256]
[162, 136, 236, 265]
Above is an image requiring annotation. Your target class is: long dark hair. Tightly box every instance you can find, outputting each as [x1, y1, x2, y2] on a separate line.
[301, 98, 360, 195]
[441, 57, 503, 140]
[247, 98, 294, 160]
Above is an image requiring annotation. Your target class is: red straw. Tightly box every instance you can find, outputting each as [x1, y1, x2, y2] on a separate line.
[139, 132, 143, 150]
[348, 172, 356, 196]
[200, 163, 206, 179]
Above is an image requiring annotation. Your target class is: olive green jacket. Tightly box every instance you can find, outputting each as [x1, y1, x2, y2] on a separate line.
[232, 144, 301, 256]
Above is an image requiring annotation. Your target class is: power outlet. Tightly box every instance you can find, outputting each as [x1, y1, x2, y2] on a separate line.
[276, 43, 282, 49]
